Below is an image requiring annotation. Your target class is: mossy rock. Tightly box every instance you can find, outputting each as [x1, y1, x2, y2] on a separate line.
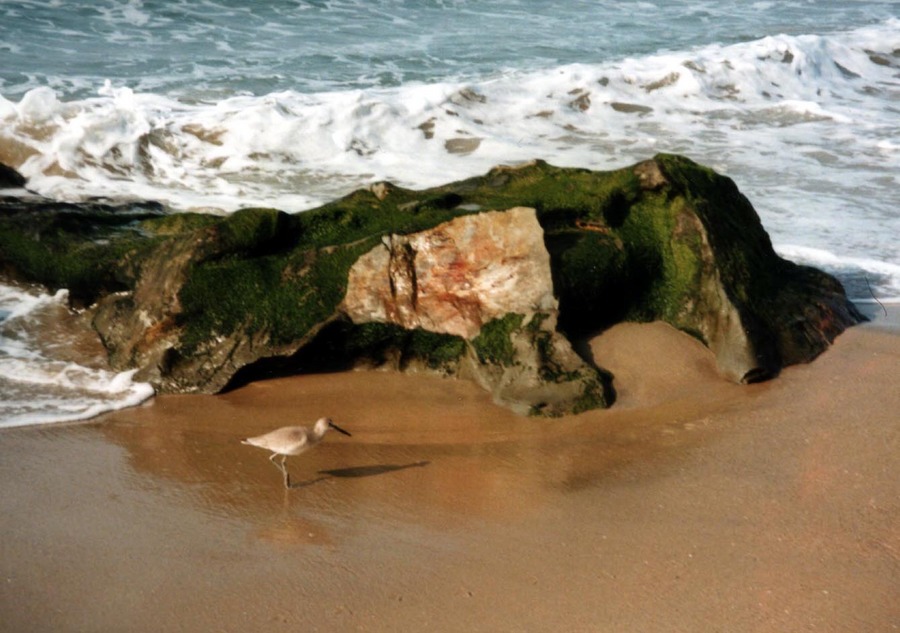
[0, 154, 863, 411]
[471, 313, 526, 366]
[0, 199, 166, 305]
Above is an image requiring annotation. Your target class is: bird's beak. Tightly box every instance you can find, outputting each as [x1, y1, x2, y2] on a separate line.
[329, 421, 352, 437]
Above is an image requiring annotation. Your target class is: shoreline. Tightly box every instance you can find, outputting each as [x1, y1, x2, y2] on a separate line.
[857, 300, 900, 331]
[2, 320, 899, 631]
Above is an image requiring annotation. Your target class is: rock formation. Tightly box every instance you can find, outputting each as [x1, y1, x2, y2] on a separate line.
[0, 162, 26, 189]
[340, 207, 608, 414]
[343, 207, 555, 339]
[0, 155, 865, 415]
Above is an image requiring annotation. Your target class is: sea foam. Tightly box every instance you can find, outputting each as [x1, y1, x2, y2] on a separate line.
[0, 283, 154, 428]
[1, 22, 895, 207]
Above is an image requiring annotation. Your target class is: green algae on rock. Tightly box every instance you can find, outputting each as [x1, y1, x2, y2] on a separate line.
[0, 155, 864, 415]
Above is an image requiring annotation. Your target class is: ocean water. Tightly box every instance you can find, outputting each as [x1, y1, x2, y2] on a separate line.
[1, 0, 898, 426]
[0, 282, 154, 427]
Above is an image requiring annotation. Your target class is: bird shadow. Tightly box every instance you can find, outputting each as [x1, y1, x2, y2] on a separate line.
[288, 461, 430, 489]
[320, 460, 431, 478]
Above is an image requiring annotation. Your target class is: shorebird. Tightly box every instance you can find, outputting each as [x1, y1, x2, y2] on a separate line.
[242, 418, 352, 488]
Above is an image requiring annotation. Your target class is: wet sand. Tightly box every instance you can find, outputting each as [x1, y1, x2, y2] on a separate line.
[1, 319, 899, 632]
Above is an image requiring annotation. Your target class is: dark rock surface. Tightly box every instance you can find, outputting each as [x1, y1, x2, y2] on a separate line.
[0, 163, 27, 189]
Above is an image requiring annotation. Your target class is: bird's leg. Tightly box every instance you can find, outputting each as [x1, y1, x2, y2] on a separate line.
[268, 452, 284, 473]
[268, 453, 292, 488]
[280, 454, 291, 489]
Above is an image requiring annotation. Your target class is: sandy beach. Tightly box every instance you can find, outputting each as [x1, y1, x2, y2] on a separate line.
[2, 315, 898, 632]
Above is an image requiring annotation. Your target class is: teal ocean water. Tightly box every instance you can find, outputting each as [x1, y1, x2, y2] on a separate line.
[1, 0, 898, 425]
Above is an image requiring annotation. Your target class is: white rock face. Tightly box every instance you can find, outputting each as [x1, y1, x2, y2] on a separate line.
[341, 207, 557, 339]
